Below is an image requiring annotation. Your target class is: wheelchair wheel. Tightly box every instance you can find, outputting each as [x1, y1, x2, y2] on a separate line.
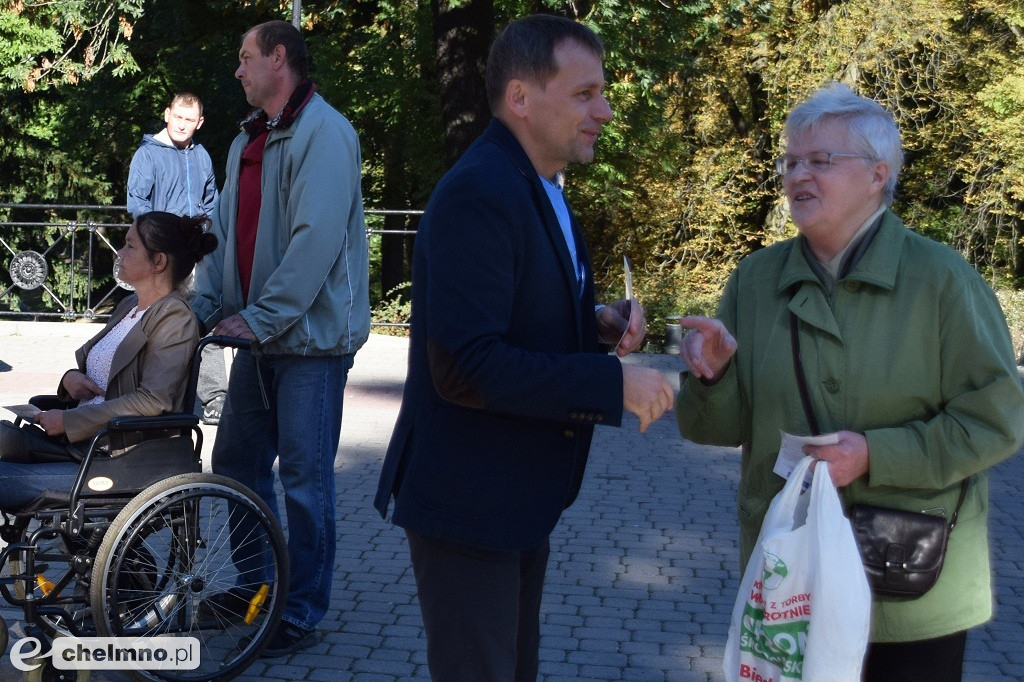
[89, 473, 288, 682]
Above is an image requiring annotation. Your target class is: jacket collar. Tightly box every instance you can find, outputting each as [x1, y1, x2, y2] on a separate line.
[99, 291, 188, 382]
[480, 117, 539, 181]
[781, 210, 907, 339]
[778, 209, 907, 296]
[240, 79, 317, 139]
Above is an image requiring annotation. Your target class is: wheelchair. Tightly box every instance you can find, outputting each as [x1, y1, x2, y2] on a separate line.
[0, 337, 289, 682]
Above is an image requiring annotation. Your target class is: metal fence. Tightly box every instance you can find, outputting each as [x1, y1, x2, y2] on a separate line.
[0, 203, 419, 326]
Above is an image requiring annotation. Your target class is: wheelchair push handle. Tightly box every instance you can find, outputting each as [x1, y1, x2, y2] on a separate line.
[199, 335, 252, 354]
[183, 335, 252, 421]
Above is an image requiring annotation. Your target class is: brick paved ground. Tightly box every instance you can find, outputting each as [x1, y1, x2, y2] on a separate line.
[1, 323, 1022, 681]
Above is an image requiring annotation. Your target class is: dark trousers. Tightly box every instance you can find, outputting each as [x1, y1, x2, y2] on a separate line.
[862, 631, 967, 682]
[405, 528, 550, 682]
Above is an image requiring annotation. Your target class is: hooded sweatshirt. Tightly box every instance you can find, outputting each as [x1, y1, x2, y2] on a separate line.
[126, 133, 218, 218]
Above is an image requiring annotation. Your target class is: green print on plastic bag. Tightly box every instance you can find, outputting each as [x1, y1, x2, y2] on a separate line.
[738, 603, 809, 679]
[761, 552, 788, 590]
[738, 564, 811, 681]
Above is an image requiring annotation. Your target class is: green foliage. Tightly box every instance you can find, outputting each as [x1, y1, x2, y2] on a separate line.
[0, 0, 143, 92]
[995, 286, 1024, 359]
[372, 282, 413, 337]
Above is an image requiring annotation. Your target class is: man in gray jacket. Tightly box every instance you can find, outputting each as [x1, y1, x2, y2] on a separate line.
[191, 20, 370, 657]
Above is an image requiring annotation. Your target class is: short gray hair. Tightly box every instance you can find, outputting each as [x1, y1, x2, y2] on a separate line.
[785, 82, 904, 205]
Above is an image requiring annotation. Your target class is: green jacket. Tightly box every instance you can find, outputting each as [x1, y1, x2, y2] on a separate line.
[677, 211, 1024, 642]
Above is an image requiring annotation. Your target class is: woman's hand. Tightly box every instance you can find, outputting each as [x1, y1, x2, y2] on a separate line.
[36, 410, 67, 437]
[61, 370, 103, 402]
[679, 315, 737, 383]
[804, 430, 870, 487]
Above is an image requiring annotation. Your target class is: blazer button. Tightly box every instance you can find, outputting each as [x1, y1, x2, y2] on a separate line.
[824, 378, 840, 394]
[563, 429, 575, 439]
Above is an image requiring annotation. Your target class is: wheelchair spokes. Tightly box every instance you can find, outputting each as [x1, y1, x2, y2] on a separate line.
[91, 473, 288, 681]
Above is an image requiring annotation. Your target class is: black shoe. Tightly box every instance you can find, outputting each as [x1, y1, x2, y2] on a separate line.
[202, 396, 225, 425]
[259, 621, 317, 657]
[197, 587, 253, 623]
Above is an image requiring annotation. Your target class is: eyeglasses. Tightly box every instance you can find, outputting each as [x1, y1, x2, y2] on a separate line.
[774, 151, 874, 176]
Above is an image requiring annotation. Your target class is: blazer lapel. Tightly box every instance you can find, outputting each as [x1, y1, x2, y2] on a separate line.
[534, 180, 585, 339]
[108, 318, 148, 384]
[541, 189, 581, 290]
[488, 118, 587, 342]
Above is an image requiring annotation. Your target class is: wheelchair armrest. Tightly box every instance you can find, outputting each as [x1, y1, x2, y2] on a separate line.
[29, 395, 74, 411]
[106, 413, 200, 431]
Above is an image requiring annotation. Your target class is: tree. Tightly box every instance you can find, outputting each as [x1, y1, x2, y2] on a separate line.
[0, 0, 144, 92]
[431, 0, 494, 164]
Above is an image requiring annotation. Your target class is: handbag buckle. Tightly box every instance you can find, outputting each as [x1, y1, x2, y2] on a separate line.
[884, 544, 908, 583]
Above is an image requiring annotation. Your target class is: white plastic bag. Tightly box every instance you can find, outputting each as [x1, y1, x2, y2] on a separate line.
[724, 456, 871, 682]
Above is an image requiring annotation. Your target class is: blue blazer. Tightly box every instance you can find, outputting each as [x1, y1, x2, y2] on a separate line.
[374, 119, 624, 550]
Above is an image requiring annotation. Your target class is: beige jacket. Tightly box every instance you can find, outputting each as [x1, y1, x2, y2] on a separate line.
[58, 291, 198, 443]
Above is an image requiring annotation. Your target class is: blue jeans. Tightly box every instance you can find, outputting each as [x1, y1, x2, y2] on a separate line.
[213, 349, 353, 631]
[0, 460, 79, 509]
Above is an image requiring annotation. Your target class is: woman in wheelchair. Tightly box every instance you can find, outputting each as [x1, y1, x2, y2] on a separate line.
[0, 211, 217, 508]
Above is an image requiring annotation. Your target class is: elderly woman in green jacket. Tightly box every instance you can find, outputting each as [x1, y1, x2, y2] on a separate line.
[676, 82, 1024, 680]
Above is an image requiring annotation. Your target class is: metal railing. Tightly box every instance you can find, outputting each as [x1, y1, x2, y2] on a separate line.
[0, 203, 419, 326]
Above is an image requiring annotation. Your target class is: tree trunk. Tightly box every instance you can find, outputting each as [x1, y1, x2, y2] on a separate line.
[431, 0, 494, 166]
[380, 139, 413, 300]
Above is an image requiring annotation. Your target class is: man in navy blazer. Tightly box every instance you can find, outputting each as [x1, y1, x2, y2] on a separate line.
[374, 14, 675, 681]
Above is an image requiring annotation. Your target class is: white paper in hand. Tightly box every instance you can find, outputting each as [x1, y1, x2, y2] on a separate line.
[4, 404, 42, 420]
[615, 256, 636, 353]
[774, 430, 839, 488]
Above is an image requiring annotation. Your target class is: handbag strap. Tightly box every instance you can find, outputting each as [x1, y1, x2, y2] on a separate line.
[788, 311, 968, 529]
[790, 311, 820, 436]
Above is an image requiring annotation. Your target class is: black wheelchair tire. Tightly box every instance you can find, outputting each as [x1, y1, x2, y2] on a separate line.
[88, 473, 288, 682]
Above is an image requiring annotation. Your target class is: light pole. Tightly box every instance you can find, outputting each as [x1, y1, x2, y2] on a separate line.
[292, 0, 301, 27]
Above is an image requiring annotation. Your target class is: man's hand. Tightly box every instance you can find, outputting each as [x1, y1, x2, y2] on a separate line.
[36, 410, 66, 437]
[622, 365, 675, 432]
[213, 313, 257, 342]
[804, 430, 870, 487]
[597, 299, 646, 357]
[679, 315, 737, 383]
[60, 370, 103, 402]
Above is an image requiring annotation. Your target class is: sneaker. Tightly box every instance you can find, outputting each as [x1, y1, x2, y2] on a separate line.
[259, 621, 317, 658]
[202, 395, 225, 426]
[196, 588, 253, 623]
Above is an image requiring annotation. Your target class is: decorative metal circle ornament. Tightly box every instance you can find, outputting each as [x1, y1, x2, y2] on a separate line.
[113, 256, 135, 291]
[9, 251, 48, 290]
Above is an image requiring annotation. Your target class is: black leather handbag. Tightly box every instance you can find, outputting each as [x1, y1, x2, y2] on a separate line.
[789, 312, 966, 598]
[848, 484, 966, 597]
